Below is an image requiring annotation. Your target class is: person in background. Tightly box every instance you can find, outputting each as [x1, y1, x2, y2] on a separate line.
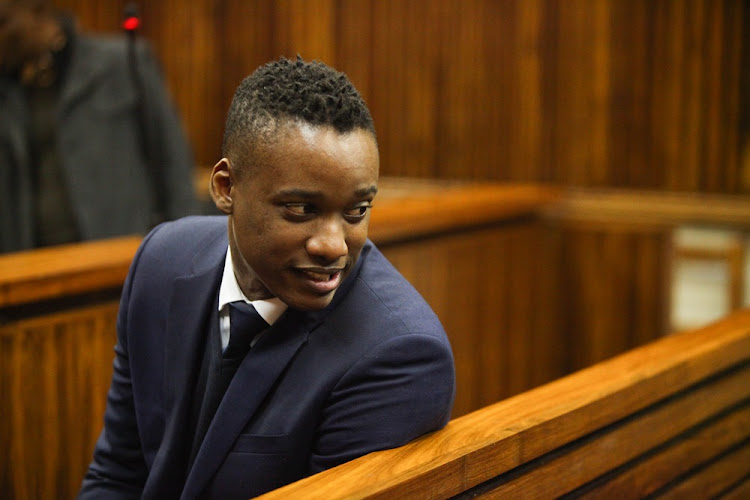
[0, 0, 197, 253]
[78, 56, 455, 499]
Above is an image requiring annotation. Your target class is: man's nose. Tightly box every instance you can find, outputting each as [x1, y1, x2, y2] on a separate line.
[306, 218, 348, 262]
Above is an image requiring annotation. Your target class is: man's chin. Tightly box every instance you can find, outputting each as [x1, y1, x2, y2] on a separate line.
[280, 289, 337, 312]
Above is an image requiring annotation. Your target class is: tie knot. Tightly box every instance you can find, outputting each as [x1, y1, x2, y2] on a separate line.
[225, 301, 268, 359]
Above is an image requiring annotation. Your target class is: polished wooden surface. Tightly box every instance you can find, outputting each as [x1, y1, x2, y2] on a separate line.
[551, 188, 750, 370]
[558, 224, 672, 370]
[551, 188, 750, 228]
[0, 181, 559, 310]
[0, 236, 140, 308]
[371, 180, 560, 245]
[257, 308, 750, 499]
[53, 0, 749, 193]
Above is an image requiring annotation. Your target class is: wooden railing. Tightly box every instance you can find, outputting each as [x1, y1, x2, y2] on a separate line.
[0, 236, 140, 308]
[258, 308, 750, 499]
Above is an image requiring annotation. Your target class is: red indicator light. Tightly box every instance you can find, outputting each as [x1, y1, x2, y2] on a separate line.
[123, 17, 140, 31]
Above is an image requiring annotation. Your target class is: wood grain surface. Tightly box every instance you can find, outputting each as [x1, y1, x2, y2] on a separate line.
[257, 308, 750, 499]
[52, 0, 750, 193]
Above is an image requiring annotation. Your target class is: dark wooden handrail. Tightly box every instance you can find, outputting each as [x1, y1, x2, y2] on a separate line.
[257, 308, 750, 499]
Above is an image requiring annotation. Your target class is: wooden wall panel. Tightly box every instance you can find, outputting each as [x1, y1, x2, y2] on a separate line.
[50, 0, 748, 193]
[0, 303, 118, 500]
[560, 223, 672, 371]
[142, 0, 225, 169]
[380, 220, 565, 417]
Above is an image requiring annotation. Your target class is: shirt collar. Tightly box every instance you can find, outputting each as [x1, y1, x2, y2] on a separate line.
[218, 246, 287, 325]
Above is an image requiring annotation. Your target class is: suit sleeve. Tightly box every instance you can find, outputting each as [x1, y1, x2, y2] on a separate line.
[309, 333, 455, 473]
[77, 230, 157, 499]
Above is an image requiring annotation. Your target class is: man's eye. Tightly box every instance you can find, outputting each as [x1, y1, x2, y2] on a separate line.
[344, 204, 372, 221]
[285, 204, 315, 216]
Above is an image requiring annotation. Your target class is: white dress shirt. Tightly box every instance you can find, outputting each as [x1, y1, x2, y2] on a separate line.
[217, 246, 287, 350]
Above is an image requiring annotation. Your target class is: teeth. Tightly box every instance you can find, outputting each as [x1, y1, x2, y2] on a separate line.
[304, 271, 331, 281]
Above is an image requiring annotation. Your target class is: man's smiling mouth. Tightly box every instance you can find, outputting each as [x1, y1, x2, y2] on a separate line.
[303, 270, 336, 281]
[295, 267, 345, 294]
[298, 268, 343, 282]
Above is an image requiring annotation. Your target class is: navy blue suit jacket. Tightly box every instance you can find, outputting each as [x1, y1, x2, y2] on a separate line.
[79, 216, 455, 499]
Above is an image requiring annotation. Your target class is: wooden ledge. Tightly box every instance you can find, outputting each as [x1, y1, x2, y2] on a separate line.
[370, 180, 561, 244]
[0, 236, 142, 308]
[551, 188, 750, 228]
[257, 308, 750, 499]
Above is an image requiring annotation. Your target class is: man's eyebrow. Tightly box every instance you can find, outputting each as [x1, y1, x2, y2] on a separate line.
[276, 188, 322, 199]
[355, 185, 378, 197]
[276, 185, 378, 199]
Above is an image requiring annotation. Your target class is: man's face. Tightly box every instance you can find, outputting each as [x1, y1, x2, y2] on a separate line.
[220, 122, 379, 311]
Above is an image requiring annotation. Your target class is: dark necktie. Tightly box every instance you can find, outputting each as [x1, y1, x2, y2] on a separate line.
[224, 301, 268, 360]
[190, 301, 268, 465]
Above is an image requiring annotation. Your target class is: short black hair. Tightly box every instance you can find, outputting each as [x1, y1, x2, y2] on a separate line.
[222, 56, 375, 165]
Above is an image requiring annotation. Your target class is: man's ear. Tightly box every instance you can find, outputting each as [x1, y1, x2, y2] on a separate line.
[209, 158, 234, 214]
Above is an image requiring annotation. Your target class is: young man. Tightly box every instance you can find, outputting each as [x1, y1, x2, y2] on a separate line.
[79, 57, 455, 499]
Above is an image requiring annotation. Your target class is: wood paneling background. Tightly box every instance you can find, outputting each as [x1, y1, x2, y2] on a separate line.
[52, 0, 749, 193]
[559, 223, 672, 371]
[381, 219, 565, 414]
[0, 303, 118, 500]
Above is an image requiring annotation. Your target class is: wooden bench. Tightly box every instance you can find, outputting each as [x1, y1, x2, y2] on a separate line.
[258, 308, 750, 499]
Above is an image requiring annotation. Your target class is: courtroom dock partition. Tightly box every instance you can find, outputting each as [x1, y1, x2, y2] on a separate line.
[257, 308, 750, 499]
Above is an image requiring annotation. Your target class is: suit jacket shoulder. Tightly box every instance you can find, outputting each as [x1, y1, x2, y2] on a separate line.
[133, 216, 227, 275]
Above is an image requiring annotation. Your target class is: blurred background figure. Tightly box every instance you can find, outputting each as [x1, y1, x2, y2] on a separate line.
[0, 0, 197, 253]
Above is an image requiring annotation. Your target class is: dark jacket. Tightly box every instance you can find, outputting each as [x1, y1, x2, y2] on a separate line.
[0, 33, 197, 252]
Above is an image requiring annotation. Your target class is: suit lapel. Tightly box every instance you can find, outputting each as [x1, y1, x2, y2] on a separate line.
[182, 309, 324, 498]
[59, 37, 108, 113]
[143, 249, 224, 498]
